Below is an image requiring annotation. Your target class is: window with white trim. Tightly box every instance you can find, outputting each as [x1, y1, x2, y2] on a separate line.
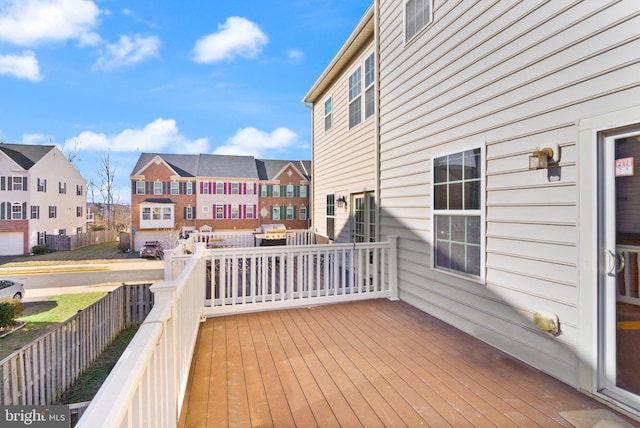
[231, 182, 239, 195]
[77, 206, 83, 217]
[153, 182, 163, 195]
[261, 184, 268, 197]
[433, 147, 483, 278]
[38, 178, 46, 192]
[216, 182, 224, 194]
[300, 206, 307, 220]
[186, 182, 193, 195]
[246, 183, 255, 195]
[185, 206, 194, 220]
[202, 182, 210, 194]
[49, 206, 57, 218]
[405, 0, 433, 42]
[286, 206, 294, 220]
[246, 205, 255, 219]
[202, 205, 210, 214]
[364, 53, 375, 119]
[170, 182, 180, 195]
[76, 185, 83, 196]
[273, 185, 280, 197]
[272, 207, 280, 221]
[13, 177, 25, 191]
[216, 205, 224, 219]
[231, 205, 239, 219]
[348, 67, 362, 129]
[300, 185, 308, 198]
[286, 184, 294, 198]
[31, 205, 39, 219]
[136, 181, 145, 195]
[324, 97, 332, 131]
[58, 181, 66, 194]
[11, 203, 22, 220]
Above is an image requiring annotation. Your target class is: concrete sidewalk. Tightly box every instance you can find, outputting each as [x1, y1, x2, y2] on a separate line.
[0, 258, 164, 275]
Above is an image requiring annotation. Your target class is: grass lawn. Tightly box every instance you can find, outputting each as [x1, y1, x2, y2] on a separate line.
[0, 241, 131, 268]
[58, 327, 139, 404]
[0, 292, 107, 361]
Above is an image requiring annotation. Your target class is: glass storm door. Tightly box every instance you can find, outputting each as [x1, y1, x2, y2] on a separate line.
[599, 129, 640, 409]
[352, 193, 375, 243]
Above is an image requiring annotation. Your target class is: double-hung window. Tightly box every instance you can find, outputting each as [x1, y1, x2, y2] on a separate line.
[324, 97, 332, 131]
[231, 183, 239, 195]
[273, 185, 281, 197]
[364, 53, 375, 119]
[153, 182, 163, 195]
[405, 0, 433, 42]
[136, 181, 145, 195]
[170, 182, 180, 195]
[286, 185, 294, 198]
[432, 147, 484, 278]
[216, 182, 224, 194]
[348, 67, 362, 129]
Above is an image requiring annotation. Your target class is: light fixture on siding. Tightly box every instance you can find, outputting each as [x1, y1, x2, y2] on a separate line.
[336, 196, 347, 208]
[529, 147, 555, 170]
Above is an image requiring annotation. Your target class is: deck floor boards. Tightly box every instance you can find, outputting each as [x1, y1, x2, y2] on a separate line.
[178, 299, 636, 427]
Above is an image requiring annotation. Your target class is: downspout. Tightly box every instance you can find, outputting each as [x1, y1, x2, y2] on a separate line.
[374, 0, 381, 243]
[303, 101, 314, 233]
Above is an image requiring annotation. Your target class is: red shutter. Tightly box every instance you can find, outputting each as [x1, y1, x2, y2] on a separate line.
[213, 182, 216, 194]
[200, 182, 203, 194]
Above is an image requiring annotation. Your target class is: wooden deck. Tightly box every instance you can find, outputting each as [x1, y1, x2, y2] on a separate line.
[178, 299, 636, 427]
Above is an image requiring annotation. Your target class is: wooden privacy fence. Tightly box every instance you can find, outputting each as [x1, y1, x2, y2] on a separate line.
[45, 230, 119, 251]
[0, 283, 154, 407]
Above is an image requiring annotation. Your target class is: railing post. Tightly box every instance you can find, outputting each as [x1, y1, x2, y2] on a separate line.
[164, 249, 175, 280]
[388, 236, 399, 300]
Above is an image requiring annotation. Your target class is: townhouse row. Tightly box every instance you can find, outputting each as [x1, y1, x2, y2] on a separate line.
[129, 153, 311, 249]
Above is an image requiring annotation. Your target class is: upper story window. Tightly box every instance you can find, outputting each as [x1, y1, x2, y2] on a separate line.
[38, 178, 46, 192]
[216, 182, 224, 194]
[58, 181, 66, 194]
[324, 97, 332, 131]
[11, 203, 22, 220]
[261, 185, 268, 197]
[31, 205, 39, 219]
[364, 53, 375, 119]
[432, 147, 484, 279]
[273, 185, 281, 197]
[348, 67, 362, 129]
[246, 205, 255, 219]
[300, 206, 307, 220]
[170, 182, 180, 195]
[300, 185, 308, 198]
[49, 206, 57, 218]
[13, 177, 26, 191]
[348, 52, 375, 129]
[286, 206, 295, 220]
[76, 184, 83, 196]
[202, 182, 210, 194]
[77, 206, 83, 217]
[216, 204, 224, 219]
[186, 182, 193, 195]
[286, 184, 294, 198]
[231, 182, 239, 195]
[231, 205, 239, 219]
[405, 0, 433, 42]
[246, 183, 255, 195]
[185, 206, 194, 220]
[153, 181, 163, 195]
[136, 181, 145, 194]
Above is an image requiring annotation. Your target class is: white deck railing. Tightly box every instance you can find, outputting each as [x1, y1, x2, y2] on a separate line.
[77, 243, 207, 428]
[204, 239, 397, 316]
[76, 237, 397, 427]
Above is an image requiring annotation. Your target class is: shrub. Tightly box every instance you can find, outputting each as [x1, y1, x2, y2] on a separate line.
[31, 244, 49, 255]
[0, 300, 23, 328]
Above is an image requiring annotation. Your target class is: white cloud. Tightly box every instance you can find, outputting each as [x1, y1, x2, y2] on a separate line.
[286, 48, 304, 63]
[0, 0, 101, 46]
[213, 127, 299, 157]
[20, 133, 48, 144]
[92, 34, 160, 71]
[70, 118, 209, 153]
[193, 16, 267, 63]
[0, 51, 42, 81]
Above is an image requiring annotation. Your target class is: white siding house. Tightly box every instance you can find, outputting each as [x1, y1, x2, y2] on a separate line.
[303, 6, 377, 244]
[0, 143, 86, 255]
[309, 0, 640, 419]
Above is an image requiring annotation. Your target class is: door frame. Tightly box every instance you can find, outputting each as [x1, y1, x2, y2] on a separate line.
[578, 105, 640, 417]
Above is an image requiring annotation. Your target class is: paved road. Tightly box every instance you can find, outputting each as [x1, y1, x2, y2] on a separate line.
[0, 259, 164, 302]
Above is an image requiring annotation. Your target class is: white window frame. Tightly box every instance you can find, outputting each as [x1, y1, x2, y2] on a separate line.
[186, 182, 193, 195]
[246, 205, 255, 219]
[77, 184, 83, 196]
[431, 145, 485, 282]
[246, 183, 255, 195]
[216, 204, 224, 219]
[153, 181, 163, 195]
[405, 0, 433, 43]
[348, 66, 362, 129]
[170, 182, 180, 195]
[202, 182, 210, 194]
[136, 181, 145, 195]
[272, 207, 280, 221]
[231, 182, 239, 195]
[261, 184, 268, 197]
[185, 206, 194, 220]
[231, 204, 239, 219]
[11, 202, 22, 220]
[286, 184, 294, 198]
[300, 185, 308, 198]
[364, 52, 375, 120]
[273, 185, 281, 197]
[300, 206, 307, 220]
[202, 205, 210, 214]
[49, 206, 57, 218]
[286, 206, 294, 220]
[324, 96, 332, 131]
[216, 182, 224, 194]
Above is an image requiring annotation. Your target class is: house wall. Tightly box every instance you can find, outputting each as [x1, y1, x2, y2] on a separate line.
[312, 38, 377, 242]
[28, 148, 86, 252]
[131, 161, 197, 234]
[195, 179, 259, 231]
[377, 0, 640, 387]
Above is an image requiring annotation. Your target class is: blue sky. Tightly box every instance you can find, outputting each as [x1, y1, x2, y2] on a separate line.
[0, 0, 371, 204]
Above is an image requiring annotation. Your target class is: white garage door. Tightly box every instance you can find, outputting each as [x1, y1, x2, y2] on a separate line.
[0, 232, 23, 256]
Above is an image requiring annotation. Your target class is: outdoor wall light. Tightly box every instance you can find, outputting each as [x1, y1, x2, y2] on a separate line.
[336, 196, 347, 208]
[529, 147, 555, 170]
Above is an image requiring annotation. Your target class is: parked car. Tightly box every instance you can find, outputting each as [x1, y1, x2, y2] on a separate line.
[140, 241, 164, 259]
[0, 279, 25, 300]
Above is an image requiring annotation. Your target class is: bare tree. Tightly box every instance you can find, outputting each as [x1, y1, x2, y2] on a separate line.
[97, 149, 118, 230]
[60, 138, 82, 166]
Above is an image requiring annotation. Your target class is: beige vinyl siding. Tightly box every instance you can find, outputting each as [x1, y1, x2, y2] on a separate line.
[312, 41, 376, 242]
[378, 0, 640, 386]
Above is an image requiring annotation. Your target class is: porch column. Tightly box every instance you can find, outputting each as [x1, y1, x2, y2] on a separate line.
[388, 236, 399, 300]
